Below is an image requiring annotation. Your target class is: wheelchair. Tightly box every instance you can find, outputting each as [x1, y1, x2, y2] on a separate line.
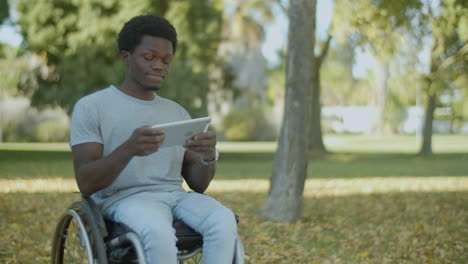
[51, 195, 234, 264]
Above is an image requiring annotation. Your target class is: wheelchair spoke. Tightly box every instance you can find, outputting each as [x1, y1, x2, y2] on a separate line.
[67, 219, 79, 262]
[61, 217, 89, 264]
[178, 249, 202, 264]
[74, 219, 80, 261]
[64, 245, 74, 263]
[193, 252, 202, 264]
[78, 238, 86, 264]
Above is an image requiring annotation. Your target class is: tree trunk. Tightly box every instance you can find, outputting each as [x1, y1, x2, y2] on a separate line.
[260, 0, 316, 222]
[308, 33, 331, 154]
[419, 92, 437, 155]
[419, 34, 442, 156]
[309, 63, 326, 154]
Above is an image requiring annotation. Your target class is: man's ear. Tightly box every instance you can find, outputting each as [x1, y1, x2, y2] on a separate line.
[120, 51, 130, 66]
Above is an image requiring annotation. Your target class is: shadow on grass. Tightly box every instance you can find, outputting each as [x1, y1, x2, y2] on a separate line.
[307, 151, 468, 179]
[217, 152, 468, 180]
[222, 151, 468, 164]
[0, 150, 73, 180]
[1, 190, 466, 263]
[0, 149, 72, 161]
[1, 149, 466, 162]
[1, 150, 467, 181]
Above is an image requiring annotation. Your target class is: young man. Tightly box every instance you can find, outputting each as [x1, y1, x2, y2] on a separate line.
[70, 15, 242, 264]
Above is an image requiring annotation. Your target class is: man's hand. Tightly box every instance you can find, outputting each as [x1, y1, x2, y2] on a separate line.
[127, 126, 166, 156]
[184, 131, 217, 161]
[182, 131, 217, 193]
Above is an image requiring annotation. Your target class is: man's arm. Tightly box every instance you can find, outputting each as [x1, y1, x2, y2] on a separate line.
[182, 131, 217, 193]
[72, 126, 165, 196]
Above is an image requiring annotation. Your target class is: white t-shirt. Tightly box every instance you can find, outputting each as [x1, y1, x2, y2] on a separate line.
[70, 86, 190, 211]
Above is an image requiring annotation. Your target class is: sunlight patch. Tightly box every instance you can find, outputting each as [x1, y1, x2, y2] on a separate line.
[2, 177, 467, 195]
[207, 177, 468, 196]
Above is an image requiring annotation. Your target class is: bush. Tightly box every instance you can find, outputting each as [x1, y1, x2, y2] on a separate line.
[33, 119, 70, 142]
[1, 121, 36, 142]
[222, 107, 276, 141]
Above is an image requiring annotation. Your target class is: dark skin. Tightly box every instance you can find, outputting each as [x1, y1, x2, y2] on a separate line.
[72, 35, 217, 196]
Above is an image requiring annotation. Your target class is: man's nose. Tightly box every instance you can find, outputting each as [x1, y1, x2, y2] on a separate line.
[151, 59, 164, 70]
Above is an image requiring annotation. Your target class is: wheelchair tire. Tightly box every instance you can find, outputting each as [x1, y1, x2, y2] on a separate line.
[51, 201, 108, 264]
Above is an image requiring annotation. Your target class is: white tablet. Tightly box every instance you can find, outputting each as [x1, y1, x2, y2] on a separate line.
[151, 117, 211, 148]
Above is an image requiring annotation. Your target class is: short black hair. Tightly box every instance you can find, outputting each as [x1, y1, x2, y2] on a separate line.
[117, 15, 177, 54]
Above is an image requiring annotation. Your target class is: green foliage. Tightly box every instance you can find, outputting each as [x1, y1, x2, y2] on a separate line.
[1, 121, 32, 142]
[419, 0, 468, 139]
[320, 40, 372, 106]
[1, 118, 40, 142]
[0, 44, 35, 98]
[15, 0, 224, 115]
[0, 0, 8, 24]
[33, 119, 69, 142]
[265, 51, 285, 106]
[384, 91, 407, 133]
[426, 0, 468, 92]
[334, 0, 424, 57]
[1, 118, 69, 143]
[222, 105, 275, 141]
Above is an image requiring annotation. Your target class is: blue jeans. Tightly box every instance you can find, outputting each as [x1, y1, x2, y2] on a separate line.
[103, 191, 239, 264]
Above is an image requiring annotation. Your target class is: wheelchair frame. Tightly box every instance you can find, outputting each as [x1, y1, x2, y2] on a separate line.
[51, 196, 203, 264]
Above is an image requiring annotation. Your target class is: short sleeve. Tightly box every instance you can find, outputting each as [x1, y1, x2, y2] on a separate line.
[178, 104, 191, 120]
[70, 99, 103, 147]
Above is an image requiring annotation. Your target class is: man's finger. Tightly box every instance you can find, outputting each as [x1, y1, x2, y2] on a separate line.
[186, 138, 215, 147]
[193, 131, 216, 140]
[141, 134, 165, 144]
[141, 127, 165, 136]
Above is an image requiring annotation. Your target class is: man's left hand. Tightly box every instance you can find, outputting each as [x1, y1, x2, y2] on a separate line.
[184, 131, 217, 161]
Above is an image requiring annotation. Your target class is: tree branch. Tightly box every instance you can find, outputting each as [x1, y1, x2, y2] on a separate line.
[317, 25, 333, 67]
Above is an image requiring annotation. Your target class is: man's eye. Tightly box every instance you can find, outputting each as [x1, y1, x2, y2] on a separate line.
[143, 55, 153, 60]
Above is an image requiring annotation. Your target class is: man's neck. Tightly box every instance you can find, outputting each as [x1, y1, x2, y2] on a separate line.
[118, 79, 156, 101]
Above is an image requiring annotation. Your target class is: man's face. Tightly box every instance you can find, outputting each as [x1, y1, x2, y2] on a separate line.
[122, 35, 174, 91]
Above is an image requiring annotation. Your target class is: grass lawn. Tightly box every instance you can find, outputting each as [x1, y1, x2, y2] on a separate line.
[1, 134, 467, 263]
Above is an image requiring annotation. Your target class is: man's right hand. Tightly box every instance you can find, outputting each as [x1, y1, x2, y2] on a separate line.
[127, 126, 166, 156]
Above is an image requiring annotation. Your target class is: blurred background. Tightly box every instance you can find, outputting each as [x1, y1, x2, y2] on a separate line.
[0, 0, 466, 146]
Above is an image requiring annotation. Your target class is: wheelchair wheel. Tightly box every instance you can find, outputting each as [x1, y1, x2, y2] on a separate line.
[51, 201, 107, 264]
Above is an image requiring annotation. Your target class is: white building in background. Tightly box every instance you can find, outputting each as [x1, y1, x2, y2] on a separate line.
[320, 106, 468, 134]
[322, 106, 376, 134]
[271, 104, 467, 135]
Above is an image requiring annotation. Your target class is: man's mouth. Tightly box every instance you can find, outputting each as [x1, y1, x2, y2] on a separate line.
[147, 74, 164, 82]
